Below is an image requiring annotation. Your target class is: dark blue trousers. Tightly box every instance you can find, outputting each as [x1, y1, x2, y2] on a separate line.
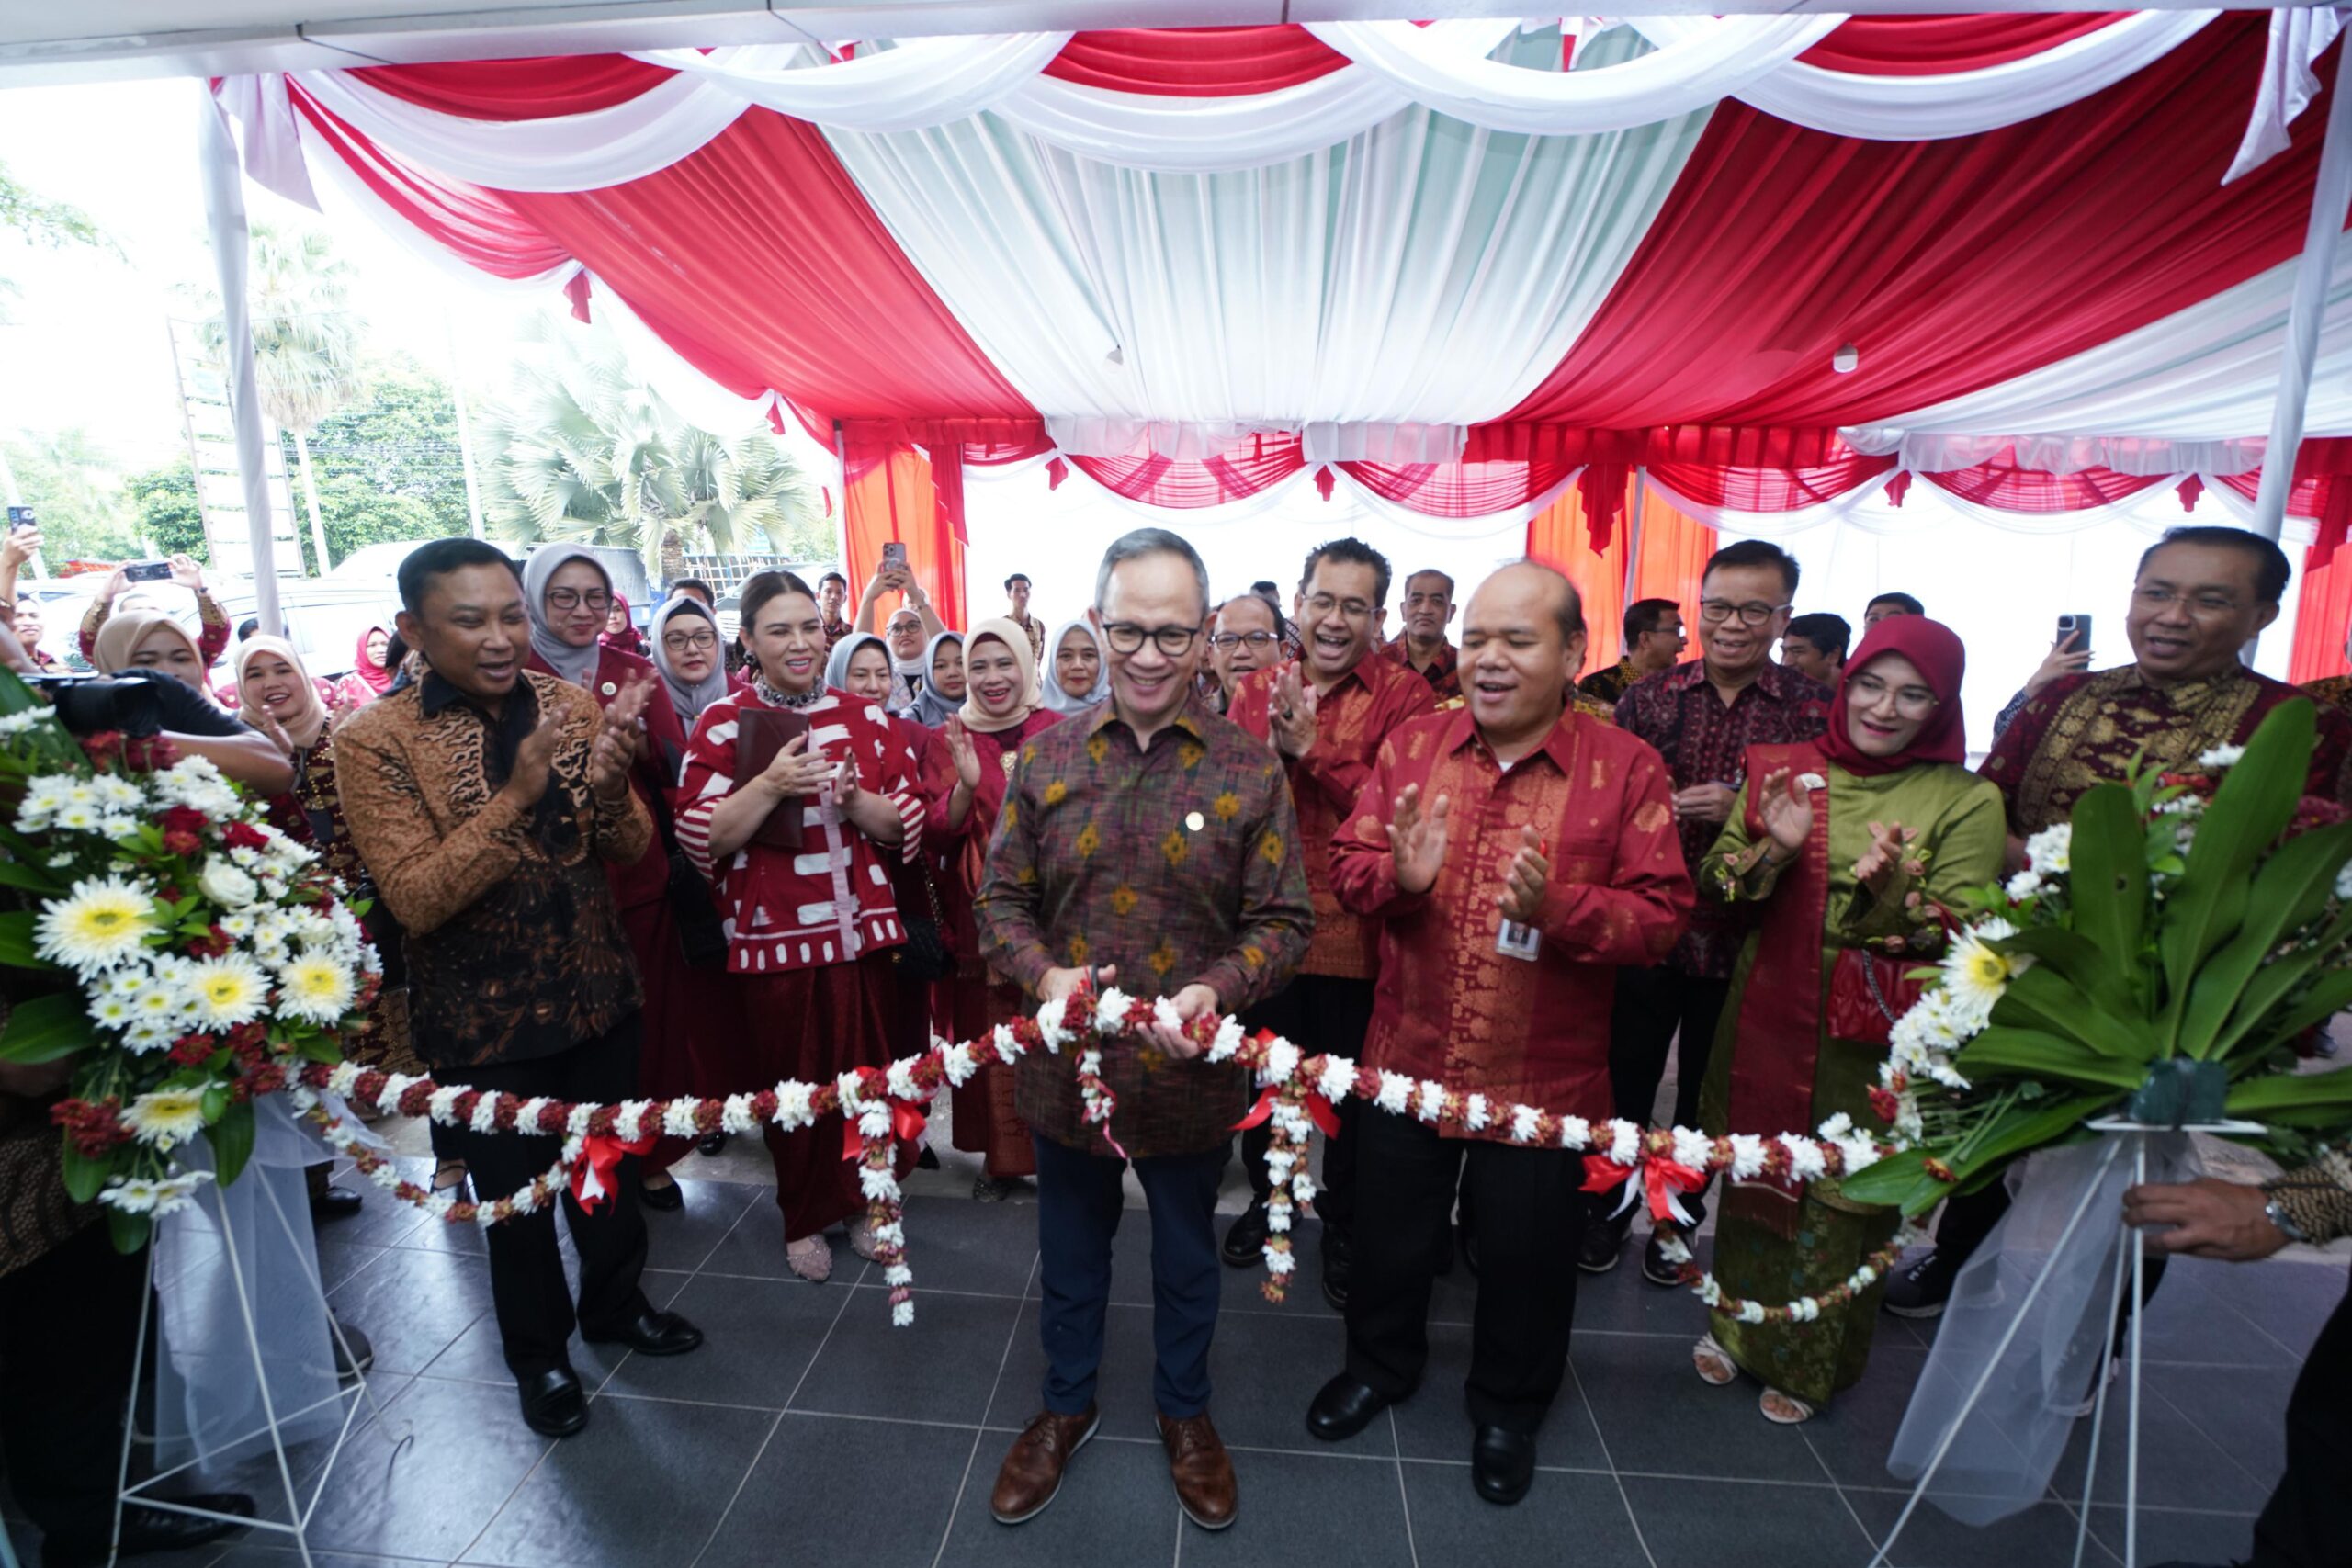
[1034, 1134, 1225, 1419]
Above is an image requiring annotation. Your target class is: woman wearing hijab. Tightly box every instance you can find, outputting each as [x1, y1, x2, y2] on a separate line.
[899, 630, 966, 728]
[926, 618, 1061, 1199]
[650, 596, 730, 728]
[1037, 618, 1108, 717]
[523, 546, 697, 1209]
[1694, 617, 2004, 1424]
[334, 624, 398, 710]
[603, 592, 648, 657]
[80, 554, 231, 671]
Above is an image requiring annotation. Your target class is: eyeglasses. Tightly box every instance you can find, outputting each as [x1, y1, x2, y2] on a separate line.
[1102, 623, 1202, 657]
[662, 629, 718, 653]
[1698, 599, 1792, 626]
[1303, 593, 1374, 621]
[547, 588, 612, 613]
[1210, 631, 1279, 650]
[1846, 671, 1939, 716]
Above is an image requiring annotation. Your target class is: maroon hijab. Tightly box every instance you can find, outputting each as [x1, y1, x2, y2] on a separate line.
[1818, 615, 1967, 778]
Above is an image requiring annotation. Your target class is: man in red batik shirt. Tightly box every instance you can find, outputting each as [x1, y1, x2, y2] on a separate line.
[1304, 561, 1690, 1507]
[1225, 538, 1437, 1303]
[1379, 568, 1461, 702]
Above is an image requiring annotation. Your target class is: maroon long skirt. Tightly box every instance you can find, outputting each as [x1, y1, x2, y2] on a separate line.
[933, 964, 1036, 1179]
[742, 953, 910, 1242]
[618, 898, 733, 1177]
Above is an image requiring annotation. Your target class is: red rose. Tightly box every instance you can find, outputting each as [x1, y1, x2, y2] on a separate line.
[1867, 1086, 1903, 1125]
[223, 822, 270, 852]
[167, 1032, 219, 1066]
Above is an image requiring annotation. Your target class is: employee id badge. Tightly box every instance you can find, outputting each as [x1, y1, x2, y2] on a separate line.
[1496, 918, 1542, 963]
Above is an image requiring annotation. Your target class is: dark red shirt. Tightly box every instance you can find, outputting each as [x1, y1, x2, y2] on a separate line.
[1613, 660, 1832, 978]
[1380, 637, 1461, 703]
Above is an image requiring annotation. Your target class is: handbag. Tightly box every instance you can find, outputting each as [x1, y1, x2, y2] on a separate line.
[892, 855, 955, 985]
[651, 797, 729, 970]
[1826, 946, 1925, 1048]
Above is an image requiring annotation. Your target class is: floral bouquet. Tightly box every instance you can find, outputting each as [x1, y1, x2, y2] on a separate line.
[0, 667, 381, 1248]
[1846, 699, 2352, 1216]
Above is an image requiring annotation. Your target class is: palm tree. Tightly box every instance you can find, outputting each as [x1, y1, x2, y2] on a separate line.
[481, 316, 822, 578]
[193, 225, 365, 573]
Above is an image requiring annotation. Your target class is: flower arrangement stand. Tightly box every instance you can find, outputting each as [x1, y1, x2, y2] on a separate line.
[1866, 1120, 2262, 1568]
[107, 1157, 401, 1568]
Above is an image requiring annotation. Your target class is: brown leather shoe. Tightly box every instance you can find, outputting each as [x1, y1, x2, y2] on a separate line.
[989, 1406, 1099, 1525]
[1157, 1411, 1238, 1530]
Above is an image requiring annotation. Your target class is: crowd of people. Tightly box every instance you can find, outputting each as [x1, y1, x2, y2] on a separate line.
[1, 520, 2348, 1567]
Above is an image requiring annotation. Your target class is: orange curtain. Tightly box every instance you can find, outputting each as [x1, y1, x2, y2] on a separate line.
[842, 438, 969, 633]
[1525, 469, 1716, 677]
[2291, 536, 2352, 684]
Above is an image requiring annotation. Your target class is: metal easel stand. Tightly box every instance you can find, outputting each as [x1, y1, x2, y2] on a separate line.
[107, 1160, 408, 1568]
[1865, 1120, 2259, 1568]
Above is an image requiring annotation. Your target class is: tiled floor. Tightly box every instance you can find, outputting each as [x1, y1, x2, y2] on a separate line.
[8, 1172, 2343, 1568]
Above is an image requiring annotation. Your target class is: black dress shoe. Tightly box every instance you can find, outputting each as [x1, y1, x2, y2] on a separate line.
[582, 1307, 704, 1358]
[638, 1178, 684, 1212]
[41, 1493, 256, 1567]
[917, 1144, 942, 1170]
[517, 1366, 589, 1438]
[1471, 1425, 1535, 1505]
[1642, 1228, 1690, 1288]
[697, 1131, 729, 1158]
[1578, 1216, 1626, 1274]
[310, 1184, 364, 1222]
[1306, 1373, 1398, 1442]
[1320, 1227, 1352, 1312]
[1220, 1204, 1270, 1269]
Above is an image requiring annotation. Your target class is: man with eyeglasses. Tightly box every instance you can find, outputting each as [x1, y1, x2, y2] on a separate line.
[978, 527, 1312, 1535]
[1887, 525, 2352, 1322]
[1579, 598, 1685, 708]
[1600, 539, 1832, 1285]
[1207, 593, 1284, 713]
[1381, 569, 1462, 701]
[1223, 539, 1437, 1301]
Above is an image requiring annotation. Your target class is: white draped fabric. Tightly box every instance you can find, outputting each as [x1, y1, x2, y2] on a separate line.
[994, 62, 1414, 175]
[825, 29, 1712, 461]
[1636, 10, 2222, 141]
[634, 34, 1072, 134]
[1846, 244, 2352, 465]
[2226, 6, 2347, 183]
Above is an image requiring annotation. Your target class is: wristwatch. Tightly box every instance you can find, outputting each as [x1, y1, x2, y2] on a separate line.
[2263, 1195, 2310, 1245]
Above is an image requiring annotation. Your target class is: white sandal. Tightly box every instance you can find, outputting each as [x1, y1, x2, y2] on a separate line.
[1692, 1333, 1737, 1387]
[1759, 1389, 1816, 1426]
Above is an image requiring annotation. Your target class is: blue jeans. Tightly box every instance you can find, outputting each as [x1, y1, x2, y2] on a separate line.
[1034, 1134, 1225, 1418]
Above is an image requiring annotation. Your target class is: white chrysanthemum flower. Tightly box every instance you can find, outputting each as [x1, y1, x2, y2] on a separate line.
[1779, 1134, 1826, 1181]
[1729, 1134, 1768, 1179]
[121, 1089, 209, 1150]
[184, 953, 270, 1029]
[87, 993, 135, 1031]
[2023, 823, 2071, 875]
[1261, 1039, 1300, 1090]
[942, 1043, 978, 1087]
[1205, 1015, 1247, 1064]
[2005, 869, 2042, 901]
[2197, 743, 2245, 770]
[2336, 861, 2352, 904]
[1671, 1126, 1713, 1173]
[1034, 998, 1073, 1052]
[1092, 987, 1133, 1034]
[1939, 928, 2016, 1027]
[1317, 1056, 1355, 1104]
[1374, 1071, 1413, 1115]
[1608, 1121, 1640, 1166]
[276, 954, 356, 1025]
[469, 1093, 503, 1134]
[1415, 1080, 1446, 1122]
[122, 1022, 171, 1055]
[991, 1022, 1024, 1061]
[1464, 1094, 1491, 1133]
[1558, 1115, 1591, 1150]
[1510, 1104, 1541, 1144]
[774, 1080, 816, 1131]
[885, 1058, 923, 1102]
[34, 875, 155, 976]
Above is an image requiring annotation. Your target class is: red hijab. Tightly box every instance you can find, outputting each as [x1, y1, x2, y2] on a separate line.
[351, 623, 394, 695]
[601, 592, 648, 657]
[1818, 615, 1967, 778]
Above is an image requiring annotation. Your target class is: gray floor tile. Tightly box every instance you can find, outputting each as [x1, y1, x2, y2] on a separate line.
[695, 1415, 974, 1568]
[327, 1245, 494, 1378]
[792, 1284, 1022, 1424]
[459, 1397, 775, 1568]
[297, 1378, 554, 1561]
[2051, 1375, 2276, 1515]
[317, 1187, 430, 1252]
[1581, 1333, 1828, 1484]
[694, 1191, 808, 1280]
[891, 1193, 1039, 1299]
[1198, 1304, 1377, 1458]
[1182, 1447, 1410, 1567]
[588, 1270, 850, 1409]
[422, 1269, 696, 1387]
[1387, 1324, 1611, 1472]
[1795, 1343, 1930, 1489]
[983, 1299, 1164, 1442]
[2166, 1254, 2346, 1362]
[2084, 1503, 2257, 1567]
[312, 1233, 390, 1294]
[1404, 1464, 1650, 1568]
[2132, 1264, 2300, 1370]
[216, 1548, 447, 1567]
[1622, 1473, 1872, 1567]
[1563, 1249, 1714, 1338]
[2146, 1361, 2298, 1491]
[1844, 1491, 2119, 1568]
[935, 1432, 1176, 1568]
[639, 1179, 760, 1275]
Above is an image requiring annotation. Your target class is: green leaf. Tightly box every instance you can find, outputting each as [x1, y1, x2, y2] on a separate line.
[59, 1136, 107, 1203]
[2251, 967, 2352, 1052]
[2068, 784, 2149, 983]
[2177, 820, 2352, 1059]
[1999, 927, 2144, 1024]
[198, 1082, 229, 1123]
[0, 858, 62, 897]
[0, 990, 87, 1062]
[1955, 1027, 2149, 1091]
[205, 1098, 254, 1187]
[107, 1206, 152, 1254]
[2224, 1064, 2352, 1124]
[1838, 1149, 1950, 1216]
[0, 909, 54, 970]
[1944, 1091, 2117, 1190]
[1986, 966, 2147, 1058]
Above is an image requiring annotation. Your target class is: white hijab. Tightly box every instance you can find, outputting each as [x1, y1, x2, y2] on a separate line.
[1039, 617, 1110, 716]
[522, 544, 608, 688]
[649, 596, 730, 725]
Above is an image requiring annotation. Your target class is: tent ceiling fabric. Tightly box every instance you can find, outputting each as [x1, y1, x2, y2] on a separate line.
[219, 10, 2352, 527]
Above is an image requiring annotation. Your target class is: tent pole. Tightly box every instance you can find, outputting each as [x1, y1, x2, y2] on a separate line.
[196, 83, 283, 635]
[2252, 53, 2352, 542]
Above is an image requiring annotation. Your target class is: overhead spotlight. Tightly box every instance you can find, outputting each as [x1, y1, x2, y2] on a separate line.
[1833, 342, 1860, 374]
[1106, 344, 1125, 366]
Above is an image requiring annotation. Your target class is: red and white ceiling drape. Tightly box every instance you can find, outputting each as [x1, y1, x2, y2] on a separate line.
[214, 12, 2352, 657]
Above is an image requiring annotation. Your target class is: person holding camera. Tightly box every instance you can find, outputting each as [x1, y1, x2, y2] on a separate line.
[0, 524, 62, 671]
[78, 554, 229, 674]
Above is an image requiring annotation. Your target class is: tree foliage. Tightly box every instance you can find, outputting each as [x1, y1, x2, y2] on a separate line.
[4, 429, 141, 561]
[191, 225, 365, 437]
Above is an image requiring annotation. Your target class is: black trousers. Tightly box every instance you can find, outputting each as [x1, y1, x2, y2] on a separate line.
[0, 1220, 148, 1553]
[1035, 1134, 1225, 1418]
[2251, 1279, 2352, 1567]
[1344, 1108, 1581, 1433]
[1238, 974, 1376, 1236]
[453, 1014, 652, 1378]
[1601, 964, 1731, 1232]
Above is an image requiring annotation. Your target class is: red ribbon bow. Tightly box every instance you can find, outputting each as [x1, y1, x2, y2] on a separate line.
[571, 1132, 659, 1213]
[1232, 1085, 1341, 1139]
[841, 1097, 929, 1161]
[1579, 1152, 1708, 1227]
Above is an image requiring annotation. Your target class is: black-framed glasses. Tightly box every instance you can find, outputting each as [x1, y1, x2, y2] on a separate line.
[547, 587, 612, 613]
[1102, 622, 1202, 657]
[1846, 671, 1939, 716]
[1209, 631, 1279, 650]
[662, 629, 718, 652]
[1302, 592, 1374, 621]
[1698, 598, 1791, 626]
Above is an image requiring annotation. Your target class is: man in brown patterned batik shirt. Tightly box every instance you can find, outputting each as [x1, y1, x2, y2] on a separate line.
[978, 527, 1311, 1536]
[339, 539, 703, 1441]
